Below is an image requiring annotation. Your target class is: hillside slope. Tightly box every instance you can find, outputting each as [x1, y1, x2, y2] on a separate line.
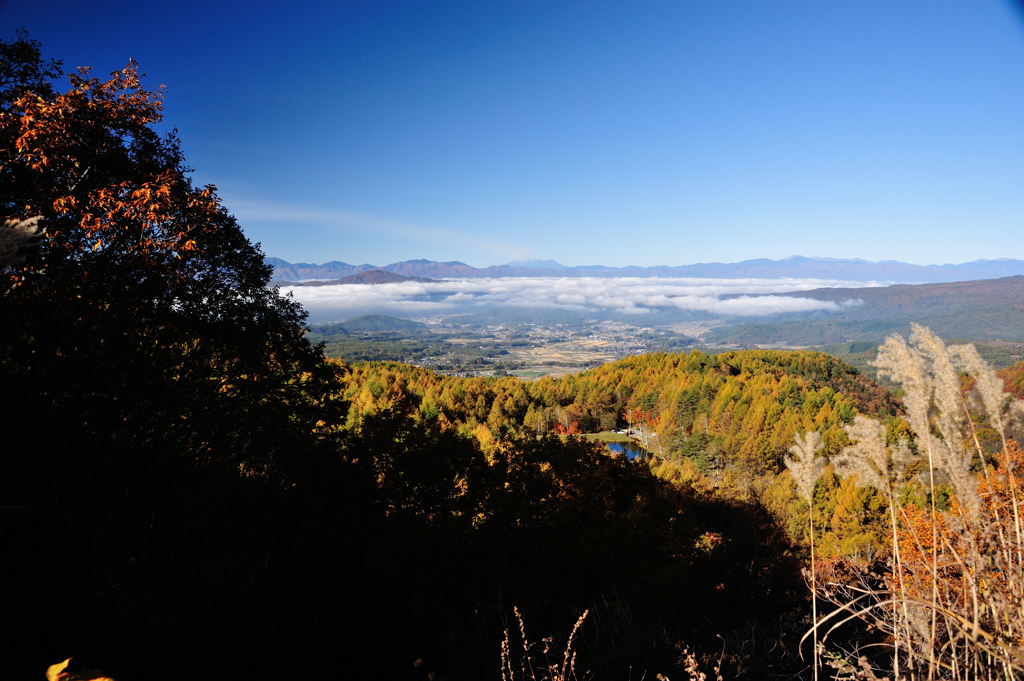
[315, 315, 427, 333]
[707, 276, 1024, 345]
[338, 349, 902, 478]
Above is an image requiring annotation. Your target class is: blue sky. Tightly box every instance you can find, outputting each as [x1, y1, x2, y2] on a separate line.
[4, 0, 1024, 268]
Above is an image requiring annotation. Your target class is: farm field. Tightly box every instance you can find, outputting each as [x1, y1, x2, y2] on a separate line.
[309, 316, 696, 376]
[507, 339, 619, 367]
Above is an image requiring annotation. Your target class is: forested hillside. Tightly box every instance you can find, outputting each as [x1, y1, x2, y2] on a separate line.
[335, 349, 912, 564]
[338, 349, 901, 478]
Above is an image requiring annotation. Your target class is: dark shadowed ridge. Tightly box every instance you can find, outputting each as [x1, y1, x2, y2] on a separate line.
[319, 314, 427, 333]
[267, 256, 1024, 283]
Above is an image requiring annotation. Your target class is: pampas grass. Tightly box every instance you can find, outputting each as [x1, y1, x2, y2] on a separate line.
[810, 324, 1024, 680]
[785, 430, 827, 681]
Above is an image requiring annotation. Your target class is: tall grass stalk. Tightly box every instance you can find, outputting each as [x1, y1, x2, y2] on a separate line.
[785, 431, 827, 681]
[832, 415, 916, 677]
[501, 607, 589, 681]
[815, 325, 1024, 680]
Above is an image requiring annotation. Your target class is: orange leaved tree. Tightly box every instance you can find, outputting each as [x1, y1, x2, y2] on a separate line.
[0, 32, 339, 480]
[0, 33, 352, 681]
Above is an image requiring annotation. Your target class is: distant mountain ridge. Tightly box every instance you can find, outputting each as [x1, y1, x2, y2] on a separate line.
[265, 257, 378, 281]
[271, 269, 435, 286]
[505, 258, 569, 269]
[267, 255, 1024, 283]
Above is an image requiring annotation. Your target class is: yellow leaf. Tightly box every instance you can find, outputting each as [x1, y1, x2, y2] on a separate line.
[46, 658, 71, 681]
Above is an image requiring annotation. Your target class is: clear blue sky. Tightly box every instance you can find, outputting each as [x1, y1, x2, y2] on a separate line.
[4, 0, 1024, 268]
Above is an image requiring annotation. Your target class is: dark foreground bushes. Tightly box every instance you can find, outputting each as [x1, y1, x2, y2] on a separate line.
[1, 389, 812, 679]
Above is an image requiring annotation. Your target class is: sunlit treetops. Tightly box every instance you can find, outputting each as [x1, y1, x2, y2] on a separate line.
[1, 61, 225, 292]
[332, 349, 904, 476]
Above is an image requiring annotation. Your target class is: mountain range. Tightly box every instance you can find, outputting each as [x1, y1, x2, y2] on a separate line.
[271, 269, 435, 286]
[266, 255, 1024, 283]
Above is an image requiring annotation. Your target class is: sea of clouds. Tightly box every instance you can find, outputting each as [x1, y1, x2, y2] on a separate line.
[281, 276, 874, 322]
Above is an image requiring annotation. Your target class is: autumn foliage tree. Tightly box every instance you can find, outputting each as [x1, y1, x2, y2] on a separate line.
[0, 33, 346, 680]
[0, 32, 337, 477]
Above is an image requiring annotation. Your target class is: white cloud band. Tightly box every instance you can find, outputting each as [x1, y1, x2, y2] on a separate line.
[280, 276, 871, 321]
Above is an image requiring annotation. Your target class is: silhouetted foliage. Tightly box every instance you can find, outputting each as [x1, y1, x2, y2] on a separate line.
[0, 32, 345, 678]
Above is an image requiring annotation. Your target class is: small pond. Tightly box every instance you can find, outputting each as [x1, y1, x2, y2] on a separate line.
[605, 441, 649, 461]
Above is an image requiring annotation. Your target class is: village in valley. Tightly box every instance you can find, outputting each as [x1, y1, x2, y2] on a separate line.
[308, 316, 719, 379]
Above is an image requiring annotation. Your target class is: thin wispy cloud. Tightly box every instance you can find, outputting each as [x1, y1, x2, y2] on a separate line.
[281, 276, 870, 320]
[227, 199, 530, 260]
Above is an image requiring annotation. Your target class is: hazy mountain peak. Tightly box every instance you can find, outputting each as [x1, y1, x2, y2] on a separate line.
[505, 258, 569, 269]
[779, 255, 883, 264]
